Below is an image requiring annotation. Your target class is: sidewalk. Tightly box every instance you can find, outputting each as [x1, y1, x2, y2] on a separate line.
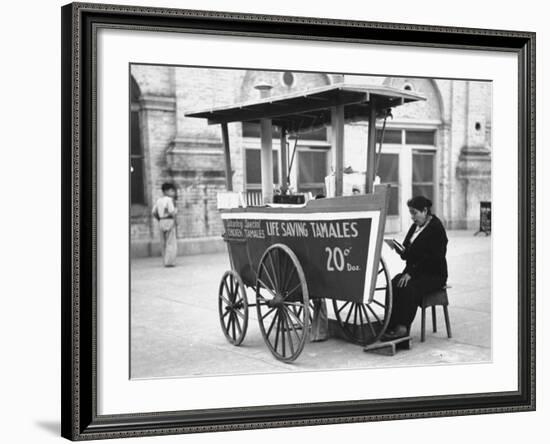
[130, 230, 491, 379]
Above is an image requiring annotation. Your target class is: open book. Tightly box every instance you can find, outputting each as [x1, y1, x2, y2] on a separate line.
[384, 238, 405, 255]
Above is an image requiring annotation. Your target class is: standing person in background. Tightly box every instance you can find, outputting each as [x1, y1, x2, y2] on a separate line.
[152, 183, 178, 267]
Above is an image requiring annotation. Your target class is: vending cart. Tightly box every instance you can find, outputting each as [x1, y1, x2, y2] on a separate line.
[186, 83, 425, 361]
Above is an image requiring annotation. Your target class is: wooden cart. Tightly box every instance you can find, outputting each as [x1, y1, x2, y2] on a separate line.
[186, 83, 425, 361]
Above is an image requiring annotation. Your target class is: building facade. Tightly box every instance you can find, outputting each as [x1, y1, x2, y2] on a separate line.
[130, 65, 491, 257]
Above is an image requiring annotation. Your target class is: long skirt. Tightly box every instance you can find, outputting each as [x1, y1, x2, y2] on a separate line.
[388, 273, 446, 329]
[159, 219, 177, 267]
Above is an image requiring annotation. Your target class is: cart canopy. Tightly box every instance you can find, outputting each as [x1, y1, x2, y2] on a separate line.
[185, 83, 425, 133]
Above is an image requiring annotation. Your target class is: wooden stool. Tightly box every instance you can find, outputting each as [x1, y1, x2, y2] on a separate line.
[420, 286, 452, 342]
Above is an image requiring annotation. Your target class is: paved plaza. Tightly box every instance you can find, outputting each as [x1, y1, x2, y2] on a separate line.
[130, 230, 491, 379]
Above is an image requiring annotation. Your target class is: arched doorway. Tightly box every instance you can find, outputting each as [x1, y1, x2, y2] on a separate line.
[380, 77, 443, 232]
[130, 75, 145, 205]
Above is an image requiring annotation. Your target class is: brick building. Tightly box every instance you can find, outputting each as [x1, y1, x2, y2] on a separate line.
[130, 65, 491, 257]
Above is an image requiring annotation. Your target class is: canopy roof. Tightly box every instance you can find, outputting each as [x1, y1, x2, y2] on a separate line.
[185, 83, 425, 133]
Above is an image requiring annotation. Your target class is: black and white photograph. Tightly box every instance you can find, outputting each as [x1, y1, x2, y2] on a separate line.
[129, 65, 493, 378]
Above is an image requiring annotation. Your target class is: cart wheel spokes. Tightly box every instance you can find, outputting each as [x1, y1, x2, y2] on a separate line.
[332, 257, 393, 346]
[218, 270, 248, 346]
[256, 244, 309, 362]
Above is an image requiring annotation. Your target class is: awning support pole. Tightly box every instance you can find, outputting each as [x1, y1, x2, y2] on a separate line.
[260, 118, 274, 203]
[366, 100, 377, 194]
[288, 135, 299, 180]
[374, 109, 391, 177]
[280, 127, 288, 194]
[221, 122, 233, 191]
[331, 105, 345, 197]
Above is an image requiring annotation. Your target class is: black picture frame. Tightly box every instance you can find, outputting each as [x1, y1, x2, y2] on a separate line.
[61, 2, 536, 440]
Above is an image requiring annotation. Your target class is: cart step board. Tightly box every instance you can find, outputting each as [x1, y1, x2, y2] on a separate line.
[363, 336, 413, 356]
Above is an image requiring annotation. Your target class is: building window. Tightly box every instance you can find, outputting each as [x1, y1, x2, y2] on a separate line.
[374, 128, 438, 225]
[412, 150, 435, 202]
[297, 149, 328, 196]
[377, 153, 399, 216]
[130, 76, 145, 205]
[245, 149, 280, 187]
[406, 130, 436, 145]
[376, 129, 402, 144]
[242, 122, 329, 197]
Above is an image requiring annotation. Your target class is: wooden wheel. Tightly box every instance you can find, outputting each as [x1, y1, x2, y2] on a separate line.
[255, 244, 310, 362]
[218, 270, 248, 346]
[332, 257, 393, 346]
